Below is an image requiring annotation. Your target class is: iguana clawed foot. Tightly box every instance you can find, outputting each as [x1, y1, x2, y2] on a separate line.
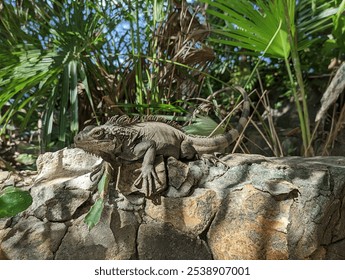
[115, 193, 145, 211]
[200, 153, 229, 168]
[90, 161, 106, 183]
[133, 164, 164, 199]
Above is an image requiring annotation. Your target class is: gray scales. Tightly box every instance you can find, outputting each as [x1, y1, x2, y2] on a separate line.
[74, 91, 250, 199]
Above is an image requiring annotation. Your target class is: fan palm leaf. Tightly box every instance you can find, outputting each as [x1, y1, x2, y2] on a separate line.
[203, 0, 340, 59]
[202, 0, 292, 58]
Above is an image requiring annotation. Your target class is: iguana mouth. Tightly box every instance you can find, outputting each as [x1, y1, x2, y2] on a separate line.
[76, 139, 109, 143]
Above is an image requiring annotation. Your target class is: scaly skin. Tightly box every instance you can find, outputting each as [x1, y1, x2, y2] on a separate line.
[74, 91, 250, 198]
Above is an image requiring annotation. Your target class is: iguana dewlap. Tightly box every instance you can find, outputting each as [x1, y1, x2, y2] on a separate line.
[74, 92, 250, 198]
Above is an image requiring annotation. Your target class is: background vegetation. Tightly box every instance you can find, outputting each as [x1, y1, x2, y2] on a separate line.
[0, 0, 344, 170]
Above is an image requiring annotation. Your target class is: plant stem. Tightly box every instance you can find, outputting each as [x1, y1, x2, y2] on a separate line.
[284, 57, 308, 153]
[283, 0, 312, 156]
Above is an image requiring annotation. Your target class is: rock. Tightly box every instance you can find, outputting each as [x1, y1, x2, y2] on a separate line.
[0, 171, 10, 186]
[0, 170, 35, 190]
[55, 204, 139, 260]
[144, 188, 220, 235]
[0, 216, 67, 260]
[208, 184, 292, 260]
[207, 156, 345, 260]
[0, 228, 11, 259]
[1, 149, 345, 260]
[137, 222, 212, 260]
[35, 148, 101, 185]
[165, 157, 204, 197]
[28, 183, 90, 222]
[326, 239, 345, 259]
[24, 148, 96, 222]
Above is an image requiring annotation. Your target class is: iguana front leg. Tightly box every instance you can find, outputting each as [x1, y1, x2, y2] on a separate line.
[132, 140, 163, 197]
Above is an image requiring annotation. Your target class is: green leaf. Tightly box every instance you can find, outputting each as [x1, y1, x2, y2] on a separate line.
[84, 198, 104, 230]
[204, 0, 292, 58]
[183, 115, 225, 136]
[15, 153, 37, 166]
[69, 60, 79, 135]
[78, 62, 97, 121]
[0, 187, 33, 218]
[97, 168, 110, 194]
[58, 63, 70, 147]
[153, 0, 165, 24]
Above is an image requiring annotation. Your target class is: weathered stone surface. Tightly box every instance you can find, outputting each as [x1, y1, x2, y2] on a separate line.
[1, 216, 67, 260]
[137, 222, 212, 260]
[207, 156, 345, 260]
[1, 149, 345, 260]
[326, 239, 345, 259]
[0, 171, 11, 186]
[55, 204, 139, 260]
[145, 188, 220, 235]
[35, 147, 101, 186]
[0, 228, 11, 259]
[0, 170, 36, 190]
[29, 184, 90, 222]
[165, 157, 204, 197]
[208, 184, 292, 260]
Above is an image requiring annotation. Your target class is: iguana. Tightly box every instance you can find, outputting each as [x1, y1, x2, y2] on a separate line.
[74, 90, 250, 198]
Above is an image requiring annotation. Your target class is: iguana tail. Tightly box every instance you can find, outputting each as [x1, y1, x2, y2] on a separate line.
[190, 87, 250, 154]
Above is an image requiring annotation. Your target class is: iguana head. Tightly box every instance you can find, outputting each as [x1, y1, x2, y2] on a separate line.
[74, 125, 122, 160]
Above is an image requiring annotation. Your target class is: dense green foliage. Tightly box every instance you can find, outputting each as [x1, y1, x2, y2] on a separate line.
[203, 0, 344, 155]
[0, 0, 344, 158]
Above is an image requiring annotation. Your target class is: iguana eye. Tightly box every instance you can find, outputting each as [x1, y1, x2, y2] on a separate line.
[92, 129, 104, 139]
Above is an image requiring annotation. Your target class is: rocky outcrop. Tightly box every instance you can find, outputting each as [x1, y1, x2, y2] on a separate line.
[1, 148, 345, 259]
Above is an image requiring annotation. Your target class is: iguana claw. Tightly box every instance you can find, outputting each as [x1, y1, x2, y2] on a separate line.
[133, 165, 163, 198]
[200, 153, 229, 168]
[90, 161, 106, 183]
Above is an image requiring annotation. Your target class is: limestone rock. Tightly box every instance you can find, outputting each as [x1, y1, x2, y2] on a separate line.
[0, 170, 36, 190]
[28, 183, 90, 222]
[25, 148, 101, 222]
[0, 228, 11, 260]
[144, 188, 220, 235]
[137, 222, 212, 260]
[1, 216, 67, 260]
[55, 204, 139, 260]
[208, 184, 292, 260]
[165, 157, 204, 197]
[35, 147, 101, 188]
[0, 171, 11, 188]
[207, 156, 345, 260]
[1, 149, 345, 260]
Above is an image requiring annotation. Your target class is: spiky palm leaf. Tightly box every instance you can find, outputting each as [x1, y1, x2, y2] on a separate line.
[202, 0, 341, 58]
[0, 1, 107, 148]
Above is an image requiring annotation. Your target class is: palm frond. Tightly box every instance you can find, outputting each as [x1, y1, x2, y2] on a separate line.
[0, 0, 107, 148]
[203, 0, 340, 58]
[203, 0, 292, 58]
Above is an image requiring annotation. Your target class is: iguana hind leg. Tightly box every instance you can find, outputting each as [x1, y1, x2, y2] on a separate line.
[180, 140, 198, 160]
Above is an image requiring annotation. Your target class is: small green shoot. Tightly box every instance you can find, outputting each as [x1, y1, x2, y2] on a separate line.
[84, 164, 111, 230]
[84, 197, 104, 231]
